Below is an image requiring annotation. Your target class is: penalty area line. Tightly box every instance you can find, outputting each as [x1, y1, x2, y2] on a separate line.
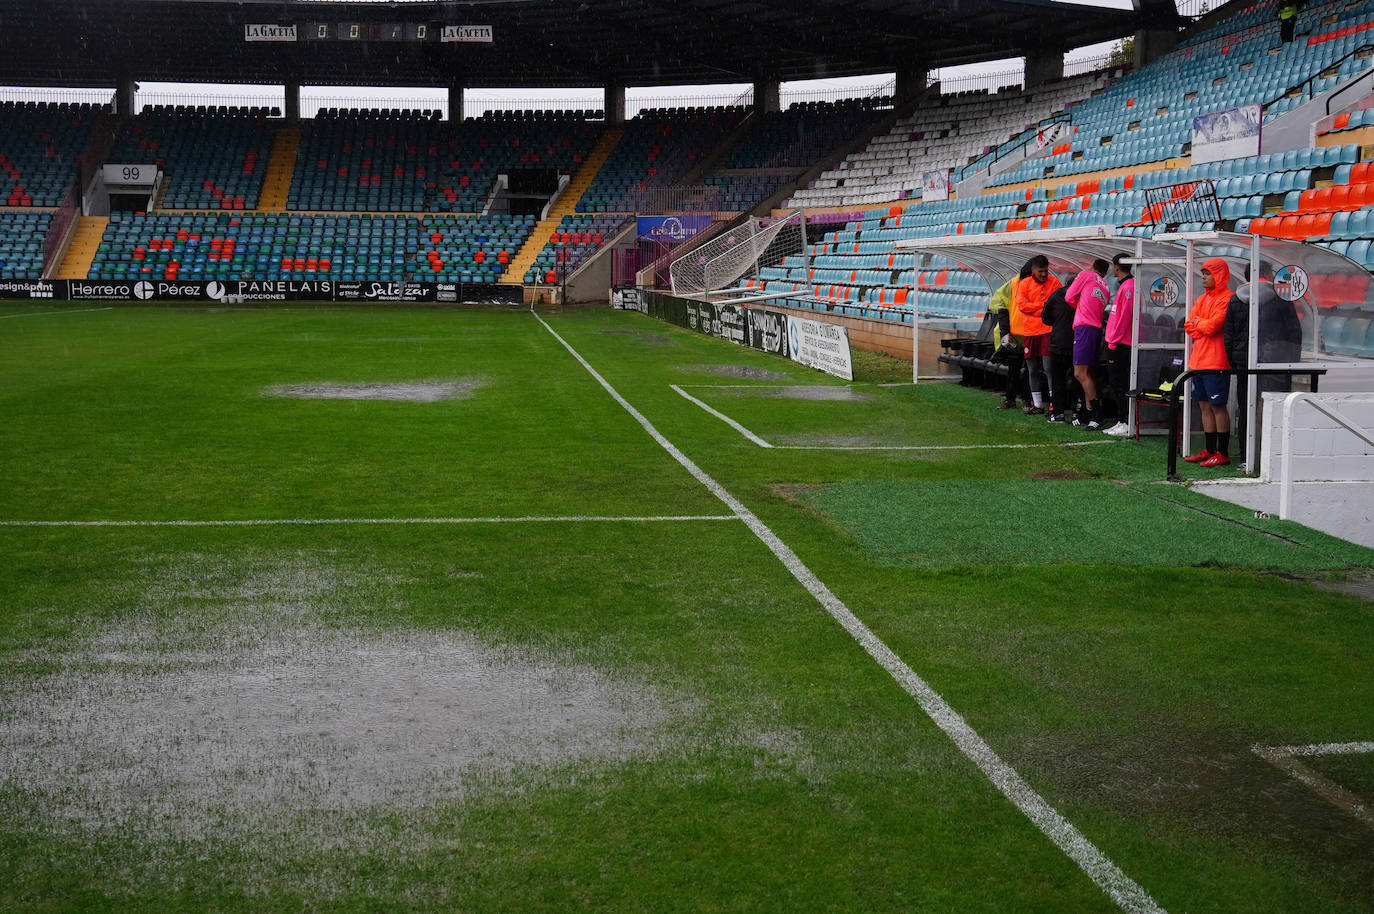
[1253, 741, 1374, 827]
[0, 515, 741, 528]
[538, 312, 1165, 914]
[670, 384, 1119, 451]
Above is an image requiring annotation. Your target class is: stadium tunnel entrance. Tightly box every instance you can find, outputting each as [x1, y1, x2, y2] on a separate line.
[898, 227, 1374, 464]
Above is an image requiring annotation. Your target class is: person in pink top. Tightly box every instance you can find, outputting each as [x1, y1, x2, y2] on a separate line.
[1065, 259, 1110, 429]
[1101, 254, 1135, 436]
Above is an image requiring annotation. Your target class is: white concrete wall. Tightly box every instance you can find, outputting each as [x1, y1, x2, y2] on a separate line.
[1260, 392, 1374, 482]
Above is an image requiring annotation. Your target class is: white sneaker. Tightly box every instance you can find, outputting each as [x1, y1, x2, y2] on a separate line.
[1103, 422, 1131, 436]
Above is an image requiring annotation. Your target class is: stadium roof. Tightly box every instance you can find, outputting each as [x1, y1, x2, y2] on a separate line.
[4, 0, 1145, 89]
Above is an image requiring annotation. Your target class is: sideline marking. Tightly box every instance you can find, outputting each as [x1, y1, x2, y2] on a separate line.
[670, 384, 1120, 451]
[0, 515, 740, 528]
[1254, 741, 1374, 827]
[0, 306, 114, 320]
[539, 313, 1165, 914]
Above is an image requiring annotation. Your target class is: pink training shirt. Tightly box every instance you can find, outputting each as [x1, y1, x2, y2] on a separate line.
[1065, 268, 1109, 329]
[1104, 276, 1134, 348]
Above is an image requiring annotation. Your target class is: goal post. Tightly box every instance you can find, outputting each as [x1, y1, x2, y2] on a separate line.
[669, 210, 807, 296]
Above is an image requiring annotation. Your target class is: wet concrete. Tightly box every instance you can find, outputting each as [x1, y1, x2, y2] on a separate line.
[1191, 479, 1374, 550]
[1313, 573, 1374, 601]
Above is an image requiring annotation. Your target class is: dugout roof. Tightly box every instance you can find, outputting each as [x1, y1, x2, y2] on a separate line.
[6, 0, 1141, 89]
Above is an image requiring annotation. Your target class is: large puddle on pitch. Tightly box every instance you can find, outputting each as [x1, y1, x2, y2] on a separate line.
[263, 378, 485, 402]
[0, 553, 801, 851]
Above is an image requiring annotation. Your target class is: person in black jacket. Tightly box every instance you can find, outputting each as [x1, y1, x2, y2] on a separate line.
[1040, 285, 1077, 422]
[1223, 262, 1303, 462]
[994, 260, 1035, 410]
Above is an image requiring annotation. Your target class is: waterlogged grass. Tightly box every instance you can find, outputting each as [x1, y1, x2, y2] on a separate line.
[1, 304, 1372, 913]
[1302, 750, 1374, 807]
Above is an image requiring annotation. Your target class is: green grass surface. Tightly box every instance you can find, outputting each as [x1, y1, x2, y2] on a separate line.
[1, 303, 1372, 913]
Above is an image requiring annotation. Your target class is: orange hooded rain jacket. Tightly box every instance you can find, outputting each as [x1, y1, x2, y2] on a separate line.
[1184, 257, 1233, 370]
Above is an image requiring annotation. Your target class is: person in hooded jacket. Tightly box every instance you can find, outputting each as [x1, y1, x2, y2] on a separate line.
[1183, 258, 1235, 467]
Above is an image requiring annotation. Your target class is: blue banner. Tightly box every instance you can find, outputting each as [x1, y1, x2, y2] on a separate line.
[637, 214, 713, 242]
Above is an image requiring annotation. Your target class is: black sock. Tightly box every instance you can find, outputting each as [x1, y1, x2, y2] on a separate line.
[1217, 432, 1230, 457]
[1089, 400, 1100, 422]
[1205, 432, 1217, 453]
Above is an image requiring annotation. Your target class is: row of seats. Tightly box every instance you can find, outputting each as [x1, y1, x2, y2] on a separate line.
[88, 211, 534, 283]
[0, 210, 53, 278]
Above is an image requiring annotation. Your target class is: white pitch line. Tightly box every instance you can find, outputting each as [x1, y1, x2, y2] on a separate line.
[670, 384, 1119, 452]
[773, 441, 1119, 451]
[538, 312, 1164, 914]
[670, 384, 774, 447]
[1253, 742, 1374, 826]
[1256, 741, 1374, 758]
[0, 515, 740, 528]
[0, 306, 114, 320]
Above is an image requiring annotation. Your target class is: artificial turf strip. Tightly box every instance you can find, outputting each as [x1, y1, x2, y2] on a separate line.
[792, 478, 1374, 571]
[3, 305, 1374, 913]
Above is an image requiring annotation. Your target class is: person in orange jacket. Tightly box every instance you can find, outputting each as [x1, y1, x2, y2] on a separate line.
[1012, 254, 1063, 415]
[1183, 258, 1234, 467]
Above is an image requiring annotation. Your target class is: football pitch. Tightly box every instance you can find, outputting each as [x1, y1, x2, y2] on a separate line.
[1, 302, 1371, 913]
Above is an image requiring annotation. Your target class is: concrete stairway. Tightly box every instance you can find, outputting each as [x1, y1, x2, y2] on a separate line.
[257, 126, 299, 211]
[56, 216, 108, 279]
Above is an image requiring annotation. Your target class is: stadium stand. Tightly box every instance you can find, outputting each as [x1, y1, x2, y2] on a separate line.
[575, 107, 747, 213]
[700, 98, 892, 212]
[0, 101, 102, 207]
[732, 0, 1374, 323]
[20, 0, 1374, 313]
[109, 106, 275, 210]
[787, 73, 1112, 209]
[288, 110, 600, 213]
[990, 0, 1374, 186]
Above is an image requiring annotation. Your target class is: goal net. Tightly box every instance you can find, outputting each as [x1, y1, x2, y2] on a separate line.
[669, 209, 806, 296]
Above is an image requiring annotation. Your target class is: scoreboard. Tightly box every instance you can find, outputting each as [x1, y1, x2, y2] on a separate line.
[303, 22, 432, 42]
[245, 23, 493, 43]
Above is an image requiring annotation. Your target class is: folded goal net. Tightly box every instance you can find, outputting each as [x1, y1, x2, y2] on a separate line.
[668, 209, 806, 296]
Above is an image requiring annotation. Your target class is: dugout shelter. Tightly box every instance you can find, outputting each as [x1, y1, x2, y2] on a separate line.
[897, 227, 1374, 464]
